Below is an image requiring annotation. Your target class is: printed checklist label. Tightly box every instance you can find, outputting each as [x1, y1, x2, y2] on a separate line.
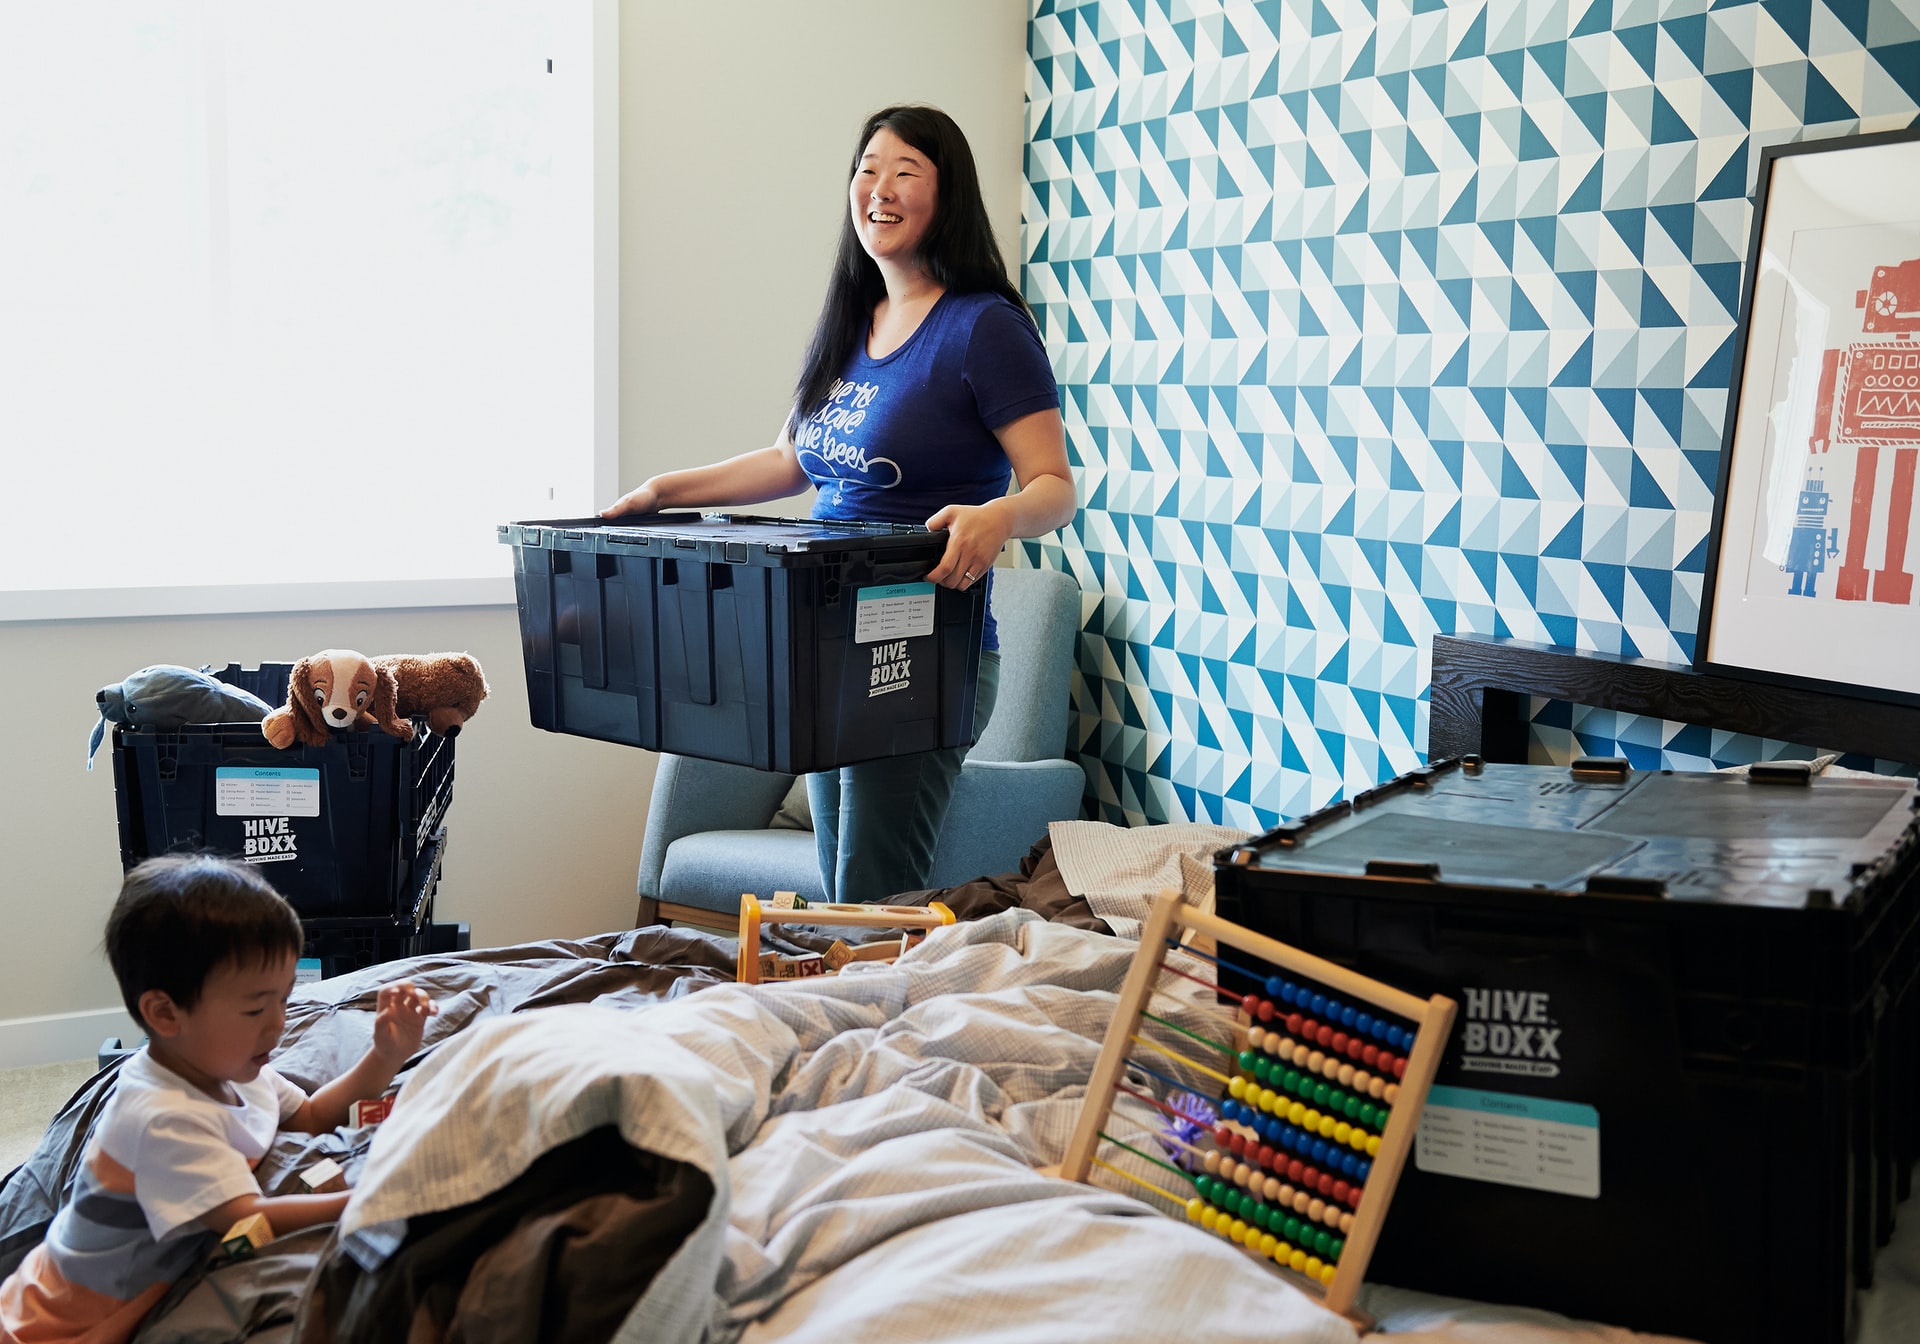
[855, 581, 936, 643]
[1415, 1085, 1600, 1198]
[216, 766, 320, 818]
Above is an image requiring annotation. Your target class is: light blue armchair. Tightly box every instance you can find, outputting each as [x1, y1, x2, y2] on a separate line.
[635, 565, 1086, 927]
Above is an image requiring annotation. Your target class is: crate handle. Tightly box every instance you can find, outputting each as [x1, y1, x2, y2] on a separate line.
[687, 560, 718, 702]
[560, 553, 616, 691]
[1365, 858, 1440, 880]
[660, 559, 717, 706]
[1584, 873, 1669, 899]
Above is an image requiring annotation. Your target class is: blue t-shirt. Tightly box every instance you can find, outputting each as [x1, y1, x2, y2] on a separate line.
[794, 289, 1059, 650]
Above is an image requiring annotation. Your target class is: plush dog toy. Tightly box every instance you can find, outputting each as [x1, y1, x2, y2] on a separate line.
[262, 650, 489, 749]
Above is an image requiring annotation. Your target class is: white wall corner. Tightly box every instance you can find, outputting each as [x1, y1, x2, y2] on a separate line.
[0, 1007, 141, 1072]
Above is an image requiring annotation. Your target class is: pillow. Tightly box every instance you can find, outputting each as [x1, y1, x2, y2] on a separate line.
[86, 665, 275, 769]
[767, 777, 813, 831]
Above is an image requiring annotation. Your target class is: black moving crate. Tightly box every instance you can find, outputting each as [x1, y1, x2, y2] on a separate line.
[300, 825, 472, 978]
[112, 662, 456, 921]
[499, 514, 986, 773]
[1213, 758, 1920, 1344]
[301, 824, 455, 977]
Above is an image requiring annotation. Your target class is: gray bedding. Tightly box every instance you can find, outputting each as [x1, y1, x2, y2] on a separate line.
[305, 912, 1350, 1344]
[0, 925, 743, 1341]
[0, 881, 1712, 1343]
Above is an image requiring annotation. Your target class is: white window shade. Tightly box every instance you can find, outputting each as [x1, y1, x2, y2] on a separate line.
[0, 2, 614, 620]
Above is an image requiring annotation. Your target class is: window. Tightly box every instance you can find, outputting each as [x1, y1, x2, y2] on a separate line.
[0, 2, 614, 619]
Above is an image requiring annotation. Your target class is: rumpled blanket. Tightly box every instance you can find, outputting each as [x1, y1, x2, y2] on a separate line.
[1047, 819, 1250, 937]
[308, 912, 1341, 1344]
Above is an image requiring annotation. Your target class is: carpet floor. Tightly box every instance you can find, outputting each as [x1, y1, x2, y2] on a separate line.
[0, 1059, 97, 1174]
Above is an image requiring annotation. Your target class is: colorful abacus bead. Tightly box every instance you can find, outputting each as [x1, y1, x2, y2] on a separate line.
[1140, 931, 1445, 1309]
[1194, 1174, 1346, 1271]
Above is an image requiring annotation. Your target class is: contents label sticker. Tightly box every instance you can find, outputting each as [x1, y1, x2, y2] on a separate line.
[1415, 1085, 1600, 1198]
[216, 766, 321, 818]
[855, 582, 936, 643]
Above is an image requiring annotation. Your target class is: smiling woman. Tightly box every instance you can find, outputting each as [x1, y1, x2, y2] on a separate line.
[601, 103, 1078, 906]
[851, 127, 938, 275]
[0, 3, 613, 622]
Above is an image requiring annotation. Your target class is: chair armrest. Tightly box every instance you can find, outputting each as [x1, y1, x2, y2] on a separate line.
[926, 758, 1087, 889]
[637, 755, 794, 900]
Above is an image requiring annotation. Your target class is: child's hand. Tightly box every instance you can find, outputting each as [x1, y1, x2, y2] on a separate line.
[370, 980, 437, 1064]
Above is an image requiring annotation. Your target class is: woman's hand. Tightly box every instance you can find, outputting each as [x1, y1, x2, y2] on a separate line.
[600, 481, 661, 519]
[370, 980, 437, 1066]
[925, 499, 1015, 590]
[923, 407, 1076, 590]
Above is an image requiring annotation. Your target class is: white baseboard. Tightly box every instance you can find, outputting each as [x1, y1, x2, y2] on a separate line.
[0, 1007, 142, 1071]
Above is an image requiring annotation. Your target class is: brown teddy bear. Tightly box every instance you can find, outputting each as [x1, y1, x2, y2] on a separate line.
[262, 650, 489, 749]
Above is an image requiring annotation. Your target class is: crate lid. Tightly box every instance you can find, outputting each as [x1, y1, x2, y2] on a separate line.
[499, 513, 945, 563]
[1226, 760, 1919, 911]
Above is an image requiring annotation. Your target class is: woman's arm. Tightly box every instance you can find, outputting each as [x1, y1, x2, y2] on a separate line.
[602, 432, 810, 518]
[924, 408, 1076, 588]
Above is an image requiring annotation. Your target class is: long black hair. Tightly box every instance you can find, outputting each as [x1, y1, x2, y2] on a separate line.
[788, 105, 1032, 435]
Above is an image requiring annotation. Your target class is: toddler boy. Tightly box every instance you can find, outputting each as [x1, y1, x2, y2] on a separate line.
[0, 854, 436, 1343]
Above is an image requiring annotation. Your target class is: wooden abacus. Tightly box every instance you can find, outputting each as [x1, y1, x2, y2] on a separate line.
[736, 893, 955, 984]
[1055, 888, 1456, 1324]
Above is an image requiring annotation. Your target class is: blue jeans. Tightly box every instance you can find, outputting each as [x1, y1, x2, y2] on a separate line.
[807, 651, 1001, 905]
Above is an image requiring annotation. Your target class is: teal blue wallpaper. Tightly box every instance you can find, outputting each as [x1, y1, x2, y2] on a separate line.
[1020, 0, 1920, 825]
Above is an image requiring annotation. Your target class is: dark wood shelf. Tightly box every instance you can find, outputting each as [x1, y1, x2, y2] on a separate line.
[1429, 635, 1920, 767]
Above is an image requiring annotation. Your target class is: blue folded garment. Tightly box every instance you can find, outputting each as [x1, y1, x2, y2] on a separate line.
[87, 665, 274, 768]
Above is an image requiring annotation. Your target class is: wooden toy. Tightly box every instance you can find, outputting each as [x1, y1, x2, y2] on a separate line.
[349, 1096, 394, 1127]
[218, 1213, 274, 1261]
[299, 1157, 348, 1195]
[823, 936, 917, 971]
[1050, 888, 1455, 1326]
[736, 894, 955, 985]
[758, 951, 828, 981]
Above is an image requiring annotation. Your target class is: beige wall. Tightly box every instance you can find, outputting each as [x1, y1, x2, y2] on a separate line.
[0, 0, 1028, 1065]
[620, 0, 1030, 490]
[0, 607, 654, 1065]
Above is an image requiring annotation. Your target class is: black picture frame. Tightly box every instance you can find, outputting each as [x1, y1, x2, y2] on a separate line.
[1696, 125, 1920, 712]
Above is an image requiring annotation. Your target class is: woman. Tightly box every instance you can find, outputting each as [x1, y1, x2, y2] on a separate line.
[602, 104, 1076, 904]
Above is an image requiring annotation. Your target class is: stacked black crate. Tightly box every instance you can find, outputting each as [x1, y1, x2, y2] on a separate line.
[112, 662, 463, 978]
[1214, 757, 1920, 1344]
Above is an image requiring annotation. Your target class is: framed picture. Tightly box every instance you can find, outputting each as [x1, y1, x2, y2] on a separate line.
[1698, 127, 1920, 708]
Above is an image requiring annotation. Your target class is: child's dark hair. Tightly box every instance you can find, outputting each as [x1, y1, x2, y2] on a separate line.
[106, 855, 304, 1029]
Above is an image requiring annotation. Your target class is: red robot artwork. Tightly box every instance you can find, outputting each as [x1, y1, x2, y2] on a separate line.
[1805, 257, 1920, 606]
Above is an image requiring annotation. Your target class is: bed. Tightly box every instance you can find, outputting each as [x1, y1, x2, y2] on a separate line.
[0, 838, 1849, 1344]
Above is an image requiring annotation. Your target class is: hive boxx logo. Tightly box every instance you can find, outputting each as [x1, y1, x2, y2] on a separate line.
[868, 640, 912, 698]
[241, 816, 299, 864]
[1459, 988, 1562, 1078]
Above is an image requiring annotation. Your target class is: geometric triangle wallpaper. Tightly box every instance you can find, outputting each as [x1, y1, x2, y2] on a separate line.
[1019, 0, 1920, 827]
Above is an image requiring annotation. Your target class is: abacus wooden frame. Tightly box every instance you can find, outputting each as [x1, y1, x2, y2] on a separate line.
[735, 894, 956, 984]
[1056, 888, 1457, 1321]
